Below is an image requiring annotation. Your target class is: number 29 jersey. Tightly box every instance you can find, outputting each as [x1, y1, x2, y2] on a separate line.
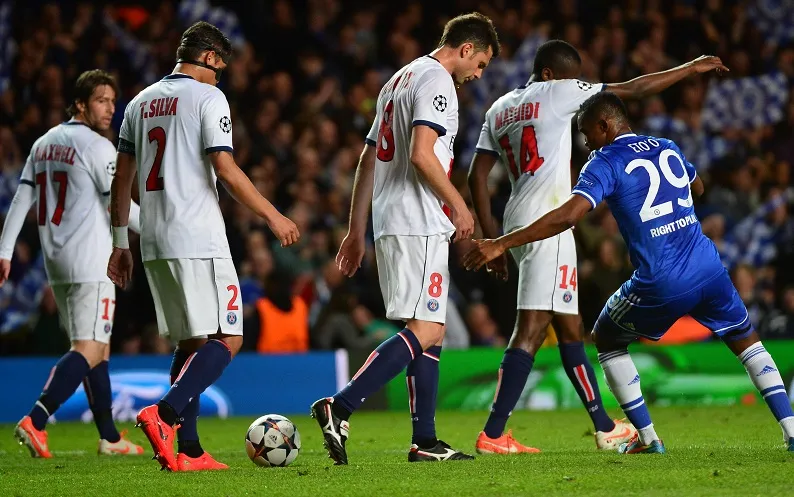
[476, 80, 604, 233]
[365, 56, 457, 240]
[119, 74, 233, 262]
[572, 134, 724, 297]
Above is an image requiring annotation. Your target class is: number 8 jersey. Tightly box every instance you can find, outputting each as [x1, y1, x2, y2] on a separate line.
[476, 80, 604, 234]
[365, 56, 458, 240]
[572, 133, 723, 297]
[119, 73, 233, 261]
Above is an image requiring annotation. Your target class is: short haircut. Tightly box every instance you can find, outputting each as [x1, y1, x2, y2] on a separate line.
[577, 91, 630, 126]
[66, 70, 117, 117]
[176, 21, 232, 63]
[532, 39, 581, 77]
[438, 12, 500, 57]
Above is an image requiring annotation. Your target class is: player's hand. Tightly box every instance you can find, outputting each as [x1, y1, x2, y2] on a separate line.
[451, 206, 475, 243]
[107, 248, 134, 289]
[485, 253, 509, 281]
[463, 238, 507, 271]
[336, 232, 366, 277]
[268, 214, 300, 247]
[687, 55, 729, 74]
[0, 258, 10, 287]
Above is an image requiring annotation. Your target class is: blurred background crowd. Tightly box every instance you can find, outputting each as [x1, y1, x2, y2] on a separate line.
[0, 0, 792, 356]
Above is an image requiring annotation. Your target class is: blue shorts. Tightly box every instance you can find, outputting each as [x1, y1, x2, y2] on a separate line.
[594, 269, 753, 346]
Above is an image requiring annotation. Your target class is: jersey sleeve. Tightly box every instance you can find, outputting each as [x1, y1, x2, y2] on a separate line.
[411, 69, 454, 136]
[550, 79, 605, 118]
[474, 112, 499, 157]
[19, 151, 34, 186]
[571, 153, 617, 210]
[200, 89, 234, 154]
[118, 102, 136, 156]
[365, 109, 379, 147]
[87, 139, 118, 196]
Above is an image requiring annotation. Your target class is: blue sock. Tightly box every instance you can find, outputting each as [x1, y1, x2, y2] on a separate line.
[85, 361, 121, 442]
[407, 345, 441, 447]
[169, 349, 203, 456]
[334, 329, 421, 415]
[160, 340, 231, 421]
[483, 348, 534, 439]
[29, 351, 91, 430]
[559, 342, 615, 433]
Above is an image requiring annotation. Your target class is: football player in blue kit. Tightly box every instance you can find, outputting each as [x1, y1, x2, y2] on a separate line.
[463, 91, 794, 454]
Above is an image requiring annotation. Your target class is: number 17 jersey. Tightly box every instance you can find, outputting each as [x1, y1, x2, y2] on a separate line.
[119, 74, 233, 262]
[476, 80, 604, 233]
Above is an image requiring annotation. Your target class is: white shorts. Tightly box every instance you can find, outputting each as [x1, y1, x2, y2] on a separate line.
[375, 233, 451, 324]
[51, 282, 116, 344]
[509, 229, 578, 314]
[143, 258, 243, 342]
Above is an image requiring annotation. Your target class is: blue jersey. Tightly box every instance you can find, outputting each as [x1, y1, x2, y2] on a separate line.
[572, 133, 724, 298]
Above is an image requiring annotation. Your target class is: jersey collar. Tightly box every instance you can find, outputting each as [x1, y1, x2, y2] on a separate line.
[614, 133, 637, 141]
[62, 119, 90, 128]
[162, 73, 195, 81]
[425, 54, 441, 64]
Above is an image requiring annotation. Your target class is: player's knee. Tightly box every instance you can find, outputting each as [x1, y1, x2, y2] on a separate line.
[405, 319, 444, 349]
[71, 340, 106, 368]
[215, 335, 243, 357]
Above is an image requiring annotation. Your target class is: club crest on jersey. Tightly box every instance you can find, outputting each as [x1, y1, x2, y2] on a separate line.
[219, 116, 232, 133]
[104, 322, 112, 334]
[432, 95, 447, 112]
[607, 293, 620, 309]
[427, 299, 440, 312]
[226, 312, 237, 325]
[576, 80, 593, 91]
[563, 291, 573, 303]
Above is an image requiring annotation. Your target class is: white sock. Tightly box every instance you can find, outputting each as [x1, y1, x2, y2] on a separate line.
[599, 350, 659, 445]
[738, 342, 794, 440]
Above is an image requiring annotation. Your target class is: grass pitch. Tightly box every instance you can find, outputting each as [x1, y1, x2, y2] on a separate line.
[0, 405, 791, 497]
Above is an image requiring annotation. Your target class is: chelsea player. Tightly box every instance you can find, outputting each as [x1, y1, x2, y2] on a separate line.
[463, 91, 794, 454]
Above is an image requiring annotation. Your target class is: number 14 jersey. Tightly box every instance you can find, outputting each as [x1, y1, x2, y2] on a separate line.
[119, 73, 233, 262]
[476, 80, 603, 233]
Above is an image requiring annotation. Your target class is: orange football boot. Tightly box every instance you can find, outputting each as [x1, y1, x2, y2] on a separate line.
[176, 452, 229, 471]
[135, 405, 178, 471]
[14, 416, 52, 458]
[475, 430, 541, 455]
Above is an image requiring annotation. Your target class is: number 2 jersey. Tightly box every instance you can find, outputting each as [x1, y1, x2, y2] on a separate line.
[7, 121, 117, 284]
[365, 55, 458, 239]
[476, 79, 604, 233]
[572, 134, 724, 298]
[119, 73, 233, 261]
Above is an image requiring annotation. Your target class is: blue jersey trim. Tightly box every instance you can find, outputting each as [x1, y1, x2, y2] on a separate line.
[364, 138, 376, 146]
[20, 179, 35, 187]
[475, 147, 499, 157]
[205, 146, 234, 154]
[163, 73, 194, 81]
[572, 190, 597, 210]
[412, 120, 446, 137]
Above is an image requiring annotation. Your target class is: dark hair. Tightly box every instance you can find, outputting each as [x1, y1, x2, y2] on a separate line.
[66, 70, 118, 117]
[438, 12, 500, 57]
[532, 39, 581, 77]
[577, 91, 630, 126]
[176, 21, 232, 63]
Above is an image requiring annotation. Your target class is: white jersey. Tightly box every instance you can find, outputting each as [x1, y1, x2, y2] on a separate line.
[16, 121, 116, 284]
[476, 79, 604, 232]
[366, 56, 458, 239]
[119, 73, 233, 261]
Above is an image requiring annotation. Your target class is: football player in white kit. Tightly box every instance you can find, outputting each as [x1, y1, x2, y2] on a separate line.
[107, 22, 299, 472]
[1, 70, 144, 458]
[311, 13, 499, 464]
[467, 40, 728, 454]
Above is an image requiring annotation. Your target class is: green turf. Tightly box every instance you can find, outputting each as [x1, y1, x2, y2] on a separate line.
[0, 405, 791, 497]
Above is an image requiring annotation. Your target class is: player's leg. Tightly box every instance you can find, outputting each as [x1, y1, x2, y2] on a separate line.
[83, 283, 144, 455]
[167, 338, 204, 459]
[476, 309, 547, 454]
[406, 334, 442, 450]
[594, 289, 673, 454]
[553, 313, 635, 449]
[692, 271, 794, 450]
[15, 284, 109, 458]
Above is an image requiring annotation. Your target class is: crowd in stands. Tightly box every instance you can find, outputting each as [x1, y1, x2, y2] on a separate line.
[1, 0, 793, 356]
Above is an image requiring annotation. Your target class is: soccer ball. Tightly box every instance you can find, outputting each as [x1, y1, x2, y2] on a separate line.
[245, 414, 301, 467]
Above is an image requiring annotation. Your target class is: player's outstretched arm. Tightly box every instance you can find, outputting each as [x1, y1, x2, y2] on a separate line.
[410, 125, 473, 242]
[468, 151, 508, 280]
[606, 56, 729, 100]
[336, 144, 375, 277]
[108, 151, 137, 288]
[0, 181, 36, 286]
[463, 194, 591, 271]
[210, 150, 299, 247]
